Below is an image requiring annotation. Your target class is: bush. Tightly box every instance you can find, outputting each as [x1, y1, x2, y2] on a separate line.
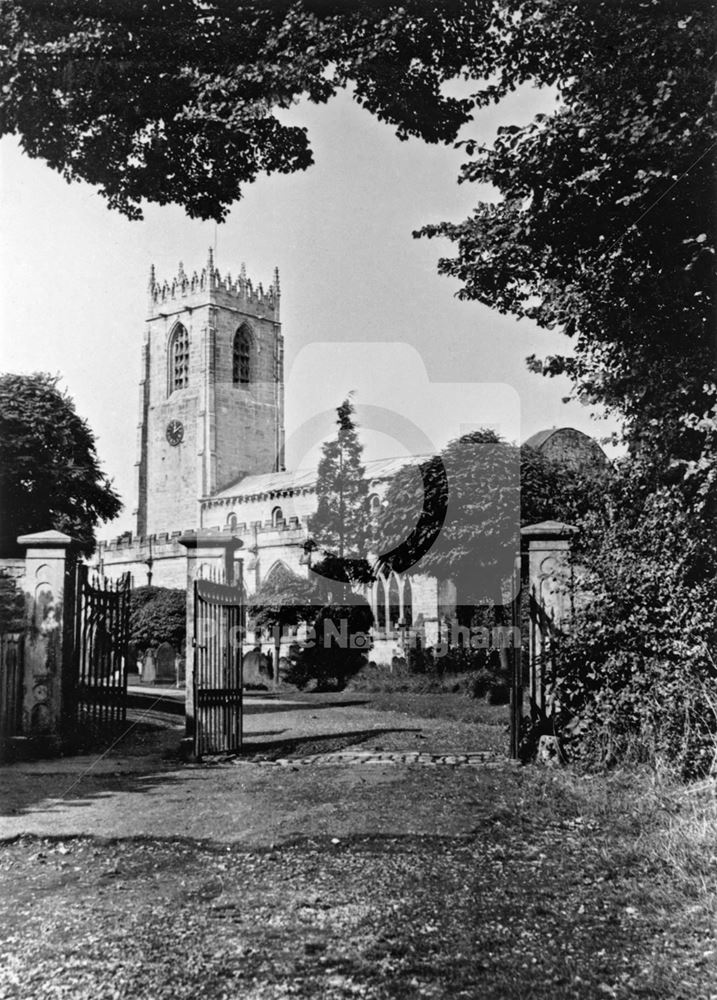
[0, 572, 24, 633]
[406, 641, 508, 701]
[487, 681, 510, 706]
[469, 667, 496, 699]
[552, 465, 717, 779]
[287, 599, 373, 691]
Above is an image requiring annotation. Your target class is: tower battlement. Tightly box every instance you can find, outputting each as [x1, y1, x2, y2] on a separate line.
[148, 249, 280, 320]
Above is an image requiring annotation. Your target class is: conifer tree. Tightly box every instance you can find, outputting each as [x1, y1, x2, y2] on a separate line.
[308, 397, 369, 567]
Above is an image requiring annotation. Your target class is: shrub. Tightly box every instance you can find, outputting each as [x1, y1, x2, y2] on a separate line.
[289, 598, 373, 691]
[0, 572, 24, 633]
[407, 640, 507, 698]
[552, 465, 717, 779]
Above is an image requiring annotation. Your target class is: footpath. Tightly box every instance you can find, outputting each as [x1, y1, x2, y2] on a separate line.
[1, 689, 713, 999]
[0, 689, 511, 844]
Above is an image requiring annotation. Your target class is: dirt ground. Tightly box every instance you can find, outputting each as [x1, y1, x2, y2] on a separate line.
[0, 693, 509, 842]
[0, 693, 715, 999]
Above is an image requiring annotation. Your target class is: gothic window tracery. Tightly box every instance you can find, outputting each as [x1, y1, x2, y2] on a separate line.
[233, 324, 253, 385]
[169, 323, 189, 392]
[375, 576, 387, 630]
[403, 577, 413, 628]
[388, 574, 401, 629]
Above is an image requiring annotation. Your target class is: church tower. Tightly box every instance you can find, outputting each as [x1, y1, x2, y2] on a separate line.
[134, 251, 285, 537]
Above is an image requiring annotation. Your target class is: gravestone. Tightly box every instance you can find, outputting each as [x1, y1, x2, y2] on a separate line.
[142, 650, 156, 685]
[127, 641, 141, 682]
[175, 655, 186, 687]
[242, 648, 270, 688]
[156, 642, 176, 683]
[537, 735, 562, 767]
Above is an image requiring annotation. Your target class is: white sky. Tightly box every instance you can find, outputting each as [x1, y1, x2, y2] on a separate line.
[0, 82, 619, 535]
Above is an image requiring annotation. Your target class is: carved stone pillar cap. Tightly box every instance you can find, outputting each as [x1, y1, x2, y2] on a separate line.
[520, 520, 577, 541]
[16, 529, 78, 548]
[178, 531, 244, 551]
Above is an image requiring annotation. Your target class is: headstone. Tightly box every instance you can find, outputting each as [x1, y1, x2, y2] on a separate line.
[142, 650, 156, 685]
[536, 734, 562, 767]
[127, 641, 141, 683]
[175, 656, 186, 688]
[156, 642, 176, 683]
[242, 648, 270, 688]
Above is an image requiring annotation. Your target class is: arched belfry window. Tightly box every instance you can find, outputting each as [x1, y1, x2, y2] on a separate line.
[169, 323, 189, 392]
[233, 324, 253, 385]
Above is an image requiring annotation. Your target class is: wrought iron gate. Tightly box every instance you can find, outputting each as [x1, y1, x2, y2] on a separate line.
[71, 564, 130, 738]
[0, 633, 24, 749]
[192, 576, 244, 756]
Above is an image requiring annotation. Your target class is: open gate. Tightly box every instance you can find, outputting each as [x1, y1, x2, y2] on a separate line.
[192, 575, 244, 756]
[70, 563, 130, 738]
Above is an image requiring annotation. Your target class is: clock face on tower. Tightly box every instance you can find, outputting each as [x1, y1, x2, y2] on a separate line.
[166, 419, 184, 446]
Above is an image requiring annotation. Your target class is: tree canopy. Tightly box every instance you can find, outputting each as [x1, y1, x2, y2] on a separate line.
[2, 1, 712, 463]
[519, 445, 609, 529]
[129, 585, 186, 651]
[0, 0, 483, 221]
[375, 429, 519, 606]
[0, 372, 122, 555]
[418, 2, 716, 466]
[375, 429, 608, 606]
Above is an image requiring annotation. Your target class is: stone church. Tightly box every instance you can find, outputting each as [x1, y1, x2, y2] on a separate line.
[97, 253, 606, 663]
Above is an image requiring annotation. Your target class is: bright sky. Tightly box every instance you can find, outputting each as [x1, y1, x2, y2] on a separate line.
[0, 82, 619, 534]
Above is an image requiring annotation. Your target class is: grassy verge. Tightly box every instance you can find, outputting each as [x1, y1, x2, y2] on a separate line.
[357, 689, 508, 727]
[284, 686, 510, 755]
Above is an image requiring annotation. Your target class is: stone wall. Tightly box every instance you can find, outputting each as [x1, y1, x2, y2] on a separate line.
[98, 520, 312, 594]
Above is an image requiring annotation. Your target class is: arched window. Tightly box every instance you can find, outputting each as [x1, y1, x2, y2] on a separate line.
[227, 513, 238, 532]
[375, 576, 387, 630]
[263, 561, 294, 590]
[271, 506, 284, 527]
[233, 324, 253, 385]
[403, 577, 413, 629]
[388, 574, 401, 629]
[169, 323, 189, 392]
